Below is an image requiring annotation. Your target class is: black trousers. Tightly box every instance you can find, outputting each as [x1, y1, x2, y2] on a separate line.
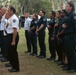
[29, 31, 37, 55]
[48, 34, 56, 59]
[55, 39, 63, 61]
[0, 31, 5, 57]
[25, 30, 31, 52]
[65, 34, 76, 70]
[38, 31, 46, 57]
[7, 33, 19, 70]
[4, 36, 8, 59]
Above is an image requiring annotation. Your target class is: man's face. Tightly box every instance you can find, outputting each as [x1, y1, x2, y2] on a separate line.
[56, 12, 61, 18]
[25, 13, 29, 18]
[66, 4, 72, 12]
[8, 8, 12, 16]
[50, 12, 53, 18]
[39, 11, 43, 16]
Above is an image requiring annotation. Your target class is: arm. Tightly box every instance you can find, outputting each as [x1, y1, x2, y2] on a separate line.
[11, 28, 17, 46]
[30, 26, 36, 31]
[37, 24, 44, 32]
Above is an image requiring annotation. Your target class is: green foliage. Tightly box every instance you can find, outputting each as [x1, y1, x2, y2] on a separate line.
[0, 0, 76, 17]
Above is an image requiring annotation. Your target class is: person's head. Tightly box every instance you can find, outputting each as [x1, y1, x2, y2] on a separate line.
[39, 10, 45, 16]
[66, 1, 75, 13]
[32, 14, 38, 20]
[5, 10, 10, 19]
[56, 10, 61, 19]
[61, 9, 67, 17]
[0, 7, 7, 16]
[24, 13, 30, 18]
[50, 11, 55, 18]
[8, 6, 16, 16]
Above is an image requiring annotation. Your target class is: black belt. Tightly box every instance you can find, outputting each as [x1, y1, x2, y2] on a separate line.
[7, 32, 18, 36]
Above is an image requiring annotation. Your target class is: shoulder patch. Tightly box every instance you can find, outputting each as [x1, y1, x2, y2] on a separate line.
[13, 19, 16, 23]
[43, 18, 46, 21]
[35, 21, 37, 24]
[74, 16, 76, 20]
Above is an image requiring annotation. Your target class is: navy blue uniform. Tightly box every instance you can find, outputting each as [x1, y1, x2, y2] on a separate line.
[47, 18, 56, 59]
[58, 16, 69, 63]
[54, 18, 63, 62]
[38, 16, 47, 57]
[64, 12, 76, 70]
[29, 19, 38, 55]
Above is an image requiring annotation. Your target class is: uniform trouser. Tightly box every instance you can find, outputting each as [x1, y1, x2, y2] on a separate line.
[55, 39, 63, 61]
[4, 36, 8, 59]
[48, 34, 56, 58]
[25, 30, 31, 52]
[7, 33, 19, 70]
[29, 31, 37, 55]
[0, 31, 5, 57]
[65, 34, 76, 70]
[38, 31, 46, 56]
[61, 36, 67, 63]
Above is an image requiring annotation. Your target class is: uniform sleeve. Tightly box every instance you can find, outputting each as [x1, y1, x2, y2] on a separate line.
[42, 18, 47, 26]
[72, 14, 76, 25]
[12, 19, 19, 28]
[34, 21, 38, 27]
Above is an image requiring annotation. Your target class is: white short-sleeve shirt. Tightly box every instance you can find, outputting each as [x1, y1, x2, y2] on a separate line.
[6, 14, 19, 34]
[0, 14, 5, 31]
[24, 17, 32, 30]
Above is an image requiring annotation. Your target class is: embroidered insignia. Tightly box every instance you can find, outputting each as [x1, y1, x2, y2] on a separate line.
[74, 16, 76, 20]
[13, 19, 16, 23]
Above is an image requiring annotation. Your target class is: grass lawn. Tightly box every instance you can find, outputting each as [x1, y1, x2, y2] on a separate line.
[0, 28, 76, 75]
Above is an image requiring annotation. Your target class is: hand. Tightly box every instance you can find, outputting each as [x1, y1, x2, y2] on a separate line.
[56, 34, 59, 38]
[47, 25, 51, 28]
[62, 24, 67, 29]
[36, 31, 39, 35]
[11, 41, 15, 46]
[51, 37, 55, 41]
[36, 29, 39, 32]
[54, 24, 58, 28]
[28, 29, 30, 32]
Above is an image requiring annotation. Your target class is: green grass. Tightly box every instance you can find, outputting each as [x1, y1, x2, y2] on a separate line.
[0, 28, 76, 75]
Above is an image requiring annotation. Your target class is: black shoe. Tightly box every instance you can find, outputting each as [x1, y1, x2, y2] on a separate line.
[25, 51, 31, 53]
[62, 66, 71, 70]
[55, 60, 61, 63]
[61, 64, 68, 68]
[8, 68, 19, 72]
[1, 58, 8, 62]
[37, 55, 46, 59]
[57, 61, 63, 65]
[30, 53, 34, 55]
[30, 53, 37, 56]
[68, 69, 76, 73]
[47, 57, 55, 61]
[5, 63, 12, 67]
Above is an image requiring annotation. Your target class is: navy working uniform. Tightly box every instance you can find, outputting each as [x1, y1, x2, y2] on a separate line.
[47, 18, 56, 60]
[52, 18, 63, 62]
[63, 11, 76, 71]
[57, 16, 69, 64]
[29, 19, 38, 55]
[38, 16, 47, 57]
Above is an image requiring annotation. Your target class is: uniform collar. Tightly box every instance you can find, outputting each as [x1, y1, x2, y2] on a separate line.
[67, 11, 73, 16]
